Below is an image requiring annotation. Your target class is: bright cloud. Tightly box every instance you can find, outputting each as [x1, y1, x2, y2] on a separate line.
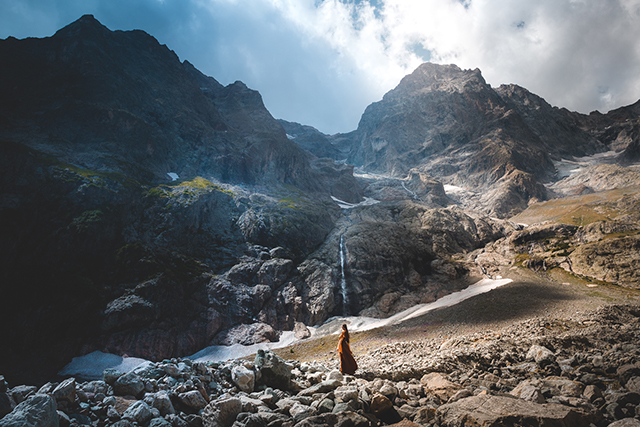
[1, 0, 640, 133]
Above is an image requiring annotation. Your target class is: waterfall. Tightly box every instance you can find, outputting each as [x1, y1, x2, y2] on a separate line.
[339, 234, 349, 316]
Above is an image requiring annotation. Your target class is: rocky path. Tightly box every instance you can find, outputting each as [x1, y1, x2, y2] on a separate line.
[2, 267, 640, 427]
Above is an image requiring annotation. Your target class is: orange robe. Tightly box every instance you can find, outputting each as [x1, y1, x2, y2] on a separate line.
[337, 330, 358, 375]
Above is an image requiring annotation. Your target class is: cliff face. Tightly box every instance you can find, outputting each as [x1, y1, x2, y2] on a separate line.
[337, 63, 640, 217]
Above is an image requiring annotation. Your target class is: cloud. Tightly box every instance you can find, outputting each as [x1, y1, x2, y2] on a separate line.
[1, 0, 640, 133]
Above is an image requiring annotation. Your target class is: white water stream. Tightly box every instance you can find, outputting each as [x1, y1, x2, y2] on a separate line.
[59, 278, 512, 379]
[339, 235, 349, 316]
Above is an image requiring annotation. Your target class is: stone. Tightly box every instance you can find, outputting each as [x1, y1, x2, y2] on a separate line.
[326, 370, 343, 381]
[113, 372, 145, 397]
[334, 386, 359, 403]
[609, 419, 640, 427]
[317, 398, 334, 414]
[231, 365, 255, 393]
[583, 385, 603, 402]
[122, 400, 153, 425]
[436, 395, 594, 427]
[149, 418, 173, 427]
[103, 369, 124, 385]
[298, 379, 341, 397]
[0, 393, 15, 419]
[57, 410, 70, 427]
[370, 394, 393, 414]
[627, 376, 640, 394]
[52, 378, 76, 406]
[526, 345, 555, 366]
[254, 350, 291, 390]
[618, 365, 640, 386]
[379, 384, 398, 400]
[420, 373, 462, 402]
[151, 391, 176, 416]
[447, 389, 473, 404]
[202, 397, 242, 427]
[179, 391, 208, 411]
[519, 385, 545, 404]
[0, 394, 59, 427]
[8, 386, 37, 404]
[290, 403, 314, 422]
[293, 322, 311, 340]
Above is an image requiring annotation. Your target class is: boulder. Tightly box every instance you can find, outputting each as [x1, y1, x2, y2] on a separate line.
[370, 394, 393, 414]
[178, 391, 208, 411]
[215, 323, 279, 346]
[122, 401, 153, 425]
[231, 365, 255, 393]
[334, 386, 359, 403]
[420, 373, 463, 402]
[609, 419, 640, 427]
[52, 378, 76, 406]
[526, 344, 555, 366]
[113, 371, 145, 397]
[0, 394, 59, 427]
[436, 395, 594, 427]
[202, 397, 242, 427]
[254, 350, 291, 390]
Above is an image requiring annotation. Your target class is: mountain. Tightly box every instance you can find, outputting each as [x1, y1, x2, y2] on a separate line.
[0, 15, 355, 383]
[1, 15, 640, 391]
[336, 63, 640, 217]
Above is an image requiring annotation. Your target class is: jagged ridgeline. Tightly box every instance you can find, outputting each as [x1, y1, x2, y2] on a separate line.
[1, 14, 640, 389]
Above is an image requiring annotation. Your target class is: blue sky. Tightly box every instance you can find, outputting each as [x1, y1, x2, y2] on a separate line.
[2, 0, 640, 134]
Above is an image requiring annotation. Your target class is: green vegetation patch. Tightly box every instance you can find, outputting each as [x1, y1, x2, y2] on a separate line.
[511, 187, 640, 226]
[72, 209, 105, 232]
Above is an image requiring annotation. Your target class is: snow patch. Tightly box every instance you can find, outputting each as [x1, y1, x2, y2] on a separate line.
[443, 184, 467, 195]
[58, 351, 150, 380]
[189, 331, 298, 363]
[331, 196, 380, 209]
[309, 278, 513, 337]
[167, 172, 179, 181]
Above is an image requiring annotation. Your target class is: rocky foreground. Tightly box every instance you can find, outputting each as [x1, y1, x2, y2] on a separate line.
[3, 304, 640, 427]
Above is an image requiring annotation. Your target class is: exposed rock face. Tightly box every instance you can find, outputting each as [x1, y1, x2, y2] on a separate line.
[341, 63, 556, 217]
[299, 202, 514, 318]
[278, 120, 343, 160]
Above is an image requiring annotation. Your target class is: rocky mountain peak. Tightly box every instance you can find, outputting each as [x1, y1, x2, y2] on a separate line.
[384, 62, 488, 101]
[53, 14, 110, 39]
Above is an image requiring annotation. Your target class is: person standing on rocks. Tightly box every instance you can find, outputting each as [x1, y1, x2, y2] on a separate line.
[337, 323, 358, 375]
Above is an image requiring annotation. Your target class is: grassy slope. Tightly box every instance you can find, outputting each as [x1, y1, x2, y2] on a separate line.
[274, 265, 640, 370]
[510, 186, 640, 226]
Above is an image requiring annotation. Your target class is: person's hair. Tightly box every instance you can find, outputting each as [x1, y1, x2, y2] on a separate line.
[342, 323, 350, 343]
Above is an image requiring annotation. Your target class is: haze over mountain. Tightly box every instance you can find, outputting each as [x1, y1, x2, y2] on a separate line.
[1, 17, 640, 418]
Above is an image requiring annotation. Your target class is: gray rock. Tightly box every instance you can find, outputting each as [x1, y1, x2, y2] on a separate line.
[316, 398, 334, 414]
[103, 369, 124, 385]
[202, 397, 242, 427]
[123, 401, 153, 425]
[626, 376, 640, 394]
[526, 344, 555, 366]
[149, 418, 173, 427]
[298, 379, 341, 397]
[436, 395, 594, 427]
[289, 403, 314, 422]
[519, 385, 545, 404]
[609, 419, 640, 427]
[52, 378, 76, 406]
[8, 386, 37, 405]
[231, 366, 255, 393]
[57, 410, 70, 427]
[179, 391, 208, 411]
[0, 393, 15, 419]
[334, 386, 359, 403]
[254, 350, 291, 390]
[113, 372, 145, 397]
[0, 394, 59, 427]
[583, 385, 603, 402]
